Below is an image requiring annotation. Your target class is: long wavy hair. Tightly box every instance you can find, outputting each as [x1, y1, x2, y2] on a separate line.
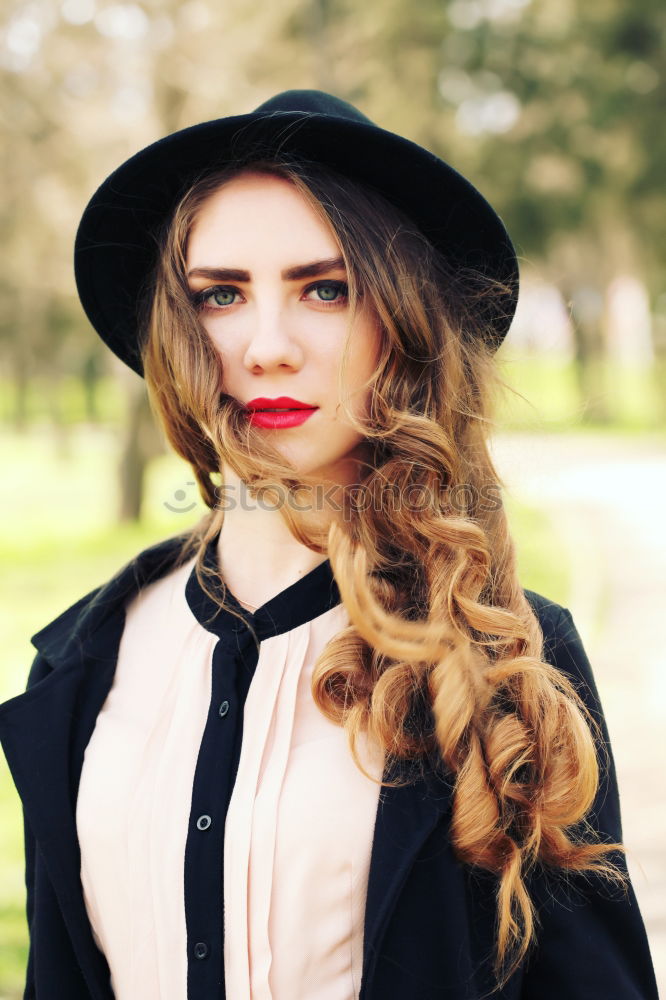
[140, 156, 624, 986]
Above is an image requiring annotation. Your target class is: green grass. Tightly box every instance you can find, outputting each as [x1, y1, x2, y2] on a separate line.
[505, 496, 569, 605]
[0, 425, 571, 994]
[0, 375, 126, 427]
[495, 355, 665, 432]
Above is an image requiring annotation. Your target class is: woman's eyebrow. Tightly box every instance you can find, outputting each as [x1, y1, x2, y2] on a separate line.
[187, 266, 249, 282]
[282, 257, 345, 280]
[187, 257, 346, 283]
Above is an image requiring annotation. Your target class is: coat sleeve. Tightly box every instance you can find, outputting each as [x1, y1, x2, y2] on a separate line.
[520, 606, 659, 999]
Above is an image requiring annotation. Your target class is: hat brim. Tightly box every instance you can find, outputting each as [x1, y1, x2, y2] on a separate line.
[74, 111, 519, 376]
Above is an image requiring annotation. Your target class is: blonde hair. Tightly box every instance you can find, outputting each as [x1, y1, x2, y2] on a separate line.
[141, 158, 625, 986]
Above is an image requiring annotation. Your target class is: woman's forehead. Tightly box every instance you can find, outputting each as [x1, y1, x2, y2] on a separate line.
[186, 171, 342, 270]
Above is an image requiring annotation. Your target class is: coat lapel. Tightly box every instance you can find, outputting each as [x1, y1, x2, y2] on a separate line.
[361, 753, 454, 995]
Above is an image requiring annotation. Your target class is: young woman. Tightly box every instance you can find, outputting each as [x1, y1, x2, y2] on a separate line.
[0, 90, 658, 1000]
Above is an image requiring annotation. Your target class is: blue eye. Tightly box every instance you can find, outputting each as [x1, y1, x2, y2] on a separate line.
[306, 281, 348, 304]
[210, 288, 236, 307]
[191, 286, 239, 311]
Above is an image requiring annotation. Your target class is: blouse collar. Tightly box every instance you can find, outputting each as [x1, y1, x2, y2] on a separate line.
[185, 532, 341, 640]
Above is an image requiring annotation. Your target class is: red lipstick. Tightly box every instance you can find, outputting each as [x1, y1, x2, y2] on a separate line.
[245, 396, 319, 429]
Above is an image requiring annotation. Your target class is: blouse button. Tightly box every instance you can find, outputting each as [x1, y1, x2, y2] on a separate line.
[196, 815, 212, 831]
[194, 941, 209, 960]
[218, 700, 230, 718]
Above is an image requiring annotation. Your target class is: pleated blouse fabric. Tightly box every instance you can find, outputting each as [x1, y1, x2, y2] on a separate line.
[75, 544, 385, 1000]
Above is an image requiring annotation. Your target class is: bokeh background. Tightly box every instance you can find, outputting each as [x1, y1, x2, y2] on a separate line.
[1, 0, 665, 995]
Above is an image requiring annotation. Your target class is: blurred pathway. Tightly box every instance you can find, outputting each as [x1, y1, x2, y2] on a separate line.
[492, 431, 666, 994]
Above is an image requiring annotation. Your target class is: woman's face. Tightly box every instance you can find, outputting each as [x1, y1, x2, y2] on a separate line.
[185, 171, 381, 486]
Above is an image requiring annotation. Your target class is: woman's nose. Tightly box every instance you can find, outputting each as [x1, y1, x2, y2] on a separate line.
[243, 302, 304, 371]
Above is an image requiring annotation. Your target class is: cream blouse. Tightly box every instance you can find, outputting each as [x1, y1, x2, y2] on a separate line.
[75, 549, 385, 999]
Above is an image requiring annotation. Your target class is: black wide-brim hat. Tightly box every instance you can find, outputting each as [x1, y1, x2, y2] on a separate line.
[74, 89, 519, 377]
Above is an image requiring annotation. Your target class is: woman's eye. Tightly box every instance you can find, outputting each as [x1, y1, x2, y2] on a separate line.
[191, 286, 239, 311]
[305, 281, 348, 305]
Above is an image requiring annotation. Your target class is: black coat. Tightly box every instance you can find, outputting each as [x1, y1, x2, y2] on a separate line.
[0, 536, 658, 999]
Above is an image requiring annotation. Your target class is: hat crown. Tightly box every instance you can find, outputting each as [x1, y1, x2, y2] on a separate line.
[252, 89, 374, 127]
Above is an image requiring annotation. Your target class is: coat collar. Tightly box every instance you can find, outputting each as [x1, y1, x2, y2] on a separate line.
[0, 532, 453, 999]
[29, 532, 192, 670]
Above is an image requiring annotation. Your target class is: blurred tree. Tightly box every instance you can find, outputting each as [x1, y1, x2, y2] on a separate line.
[426, 0, 665, 417]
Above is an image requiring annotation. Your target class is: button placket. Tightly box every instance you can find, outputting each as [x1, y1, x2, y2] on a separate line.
[183, 609, 263, 996]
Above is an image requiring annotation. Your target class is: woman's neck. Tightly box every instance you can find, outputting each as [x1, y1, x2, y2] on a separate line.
[215, 466, 333, 611]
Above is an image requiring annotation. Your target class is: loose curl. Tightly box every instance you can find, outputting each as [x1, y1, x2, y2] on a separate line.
[140, 157, 625, 987]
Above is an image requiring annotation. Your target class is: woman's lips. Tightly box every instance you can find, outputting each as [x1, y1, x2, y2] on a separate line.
[248, 408, 318, 428]
[245, 396, 319, 429]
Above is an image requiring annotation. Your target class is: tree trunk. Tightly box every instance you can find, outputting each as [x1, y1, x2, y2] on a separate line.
[117, 376, 163, 522]
[566, 283, 611, 424]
